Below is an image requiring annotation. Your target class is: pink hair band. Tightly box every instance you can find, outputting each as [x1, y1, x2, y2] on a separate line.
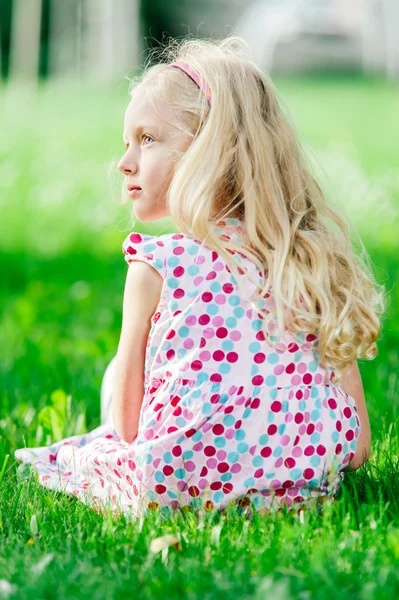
[169, 61, 212, 107]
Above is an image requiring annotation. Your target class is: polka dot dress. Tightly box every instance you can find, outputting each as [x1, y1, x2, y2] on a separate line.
[14, 218, 361, 518]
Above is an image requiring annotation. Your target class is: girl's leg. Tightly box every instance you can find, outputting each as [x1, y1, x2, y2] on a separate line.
[100, 355, 117, 426]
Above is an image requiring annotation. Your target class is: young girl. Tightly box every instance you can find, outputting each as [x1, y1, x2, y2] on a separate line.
[14, 35, 385, 519]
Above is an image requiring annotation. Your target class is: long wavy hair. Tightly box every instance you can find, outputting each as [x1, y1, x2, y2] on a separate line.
[122, 34, 387, 384]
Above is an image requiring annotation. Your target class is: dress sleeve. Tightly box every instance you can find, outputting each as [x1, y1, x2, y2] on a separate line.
[122, 232, 169, 279]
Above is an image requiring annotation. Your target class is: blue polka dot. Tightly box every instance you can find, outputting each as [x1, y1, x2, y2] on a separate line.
[163, 452, 173, 464]
[235, 429, 246, 441]
[226, 317, 237, 328]
[259, 434, 268, 445]
[267, 353, 279, 364]
[265, 375, 277, 386]
[252, 319, 262, 332]
[214, 436, 226, 448]
[244, 477, 255, 488]
[237, 442, 248, 453]
[178, 326, 189, 338]
[154, 471, 165, 483]
[310, 432, 320, 444]
[207, 304, 219, 316]
[227, 451, 239, 463]
[187, 264, 199, 276]
[210, 282, 221, 293]
[214, 491, 224, 503]
[310, 455, 321, 467]
[202, 403, 212, 414]
[228, 295, 240, 307]
[253, 456, 264, 467]
[220, 472, 232, 482]
[249, 342, 261, 353]
[175, 468, 185, 479]
[331, 431, 339, 443]
[233, 307, 245, 318]
[223, 415, 235, 427]
[187, 245, 199, 256]
[197, 372, 209, 384]
[222, 340, 234, 352]
[167, 277, 179, 289]
[291, 468, 302, 480]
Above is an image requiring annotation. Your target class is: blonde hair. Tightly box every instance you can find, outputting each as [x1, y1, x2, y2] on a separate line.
[124, 34, 387, 383]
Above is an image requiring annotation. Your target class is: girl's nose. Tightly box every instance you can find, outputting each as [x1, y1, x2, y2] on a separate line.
[117, 158, 137, 175]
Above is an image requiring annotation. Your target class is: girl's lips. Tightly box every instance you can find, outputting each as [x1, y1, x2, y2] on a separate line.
[128, 188, 142, 198]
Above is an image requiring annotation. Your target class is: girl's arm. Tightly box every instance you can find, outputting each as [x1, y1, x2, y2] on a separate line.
[112, 261, 163, 444]
[339, 359, 372, 472]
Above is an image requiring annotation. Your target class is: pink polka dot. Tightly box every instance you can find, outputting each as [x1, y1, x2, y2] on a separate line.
[129, 233, 142, 243]
[297, 362, 307, 374]
[298, 424, 306, 435]
[185, 315, 197, 326]
[292, 446, 302, 458]
[281, 434, 290, 446]
[215, 294, 226, 305]
[212, 316, 224, 327]
[204, 327, 215, 339]
[285, 412, 293, 423]
[216, 327, 228, 339]
[231, 463, 242, 473]
[198, 479, 209, 489]
[230, 330, 241, 341]
[173, 266, 185, 277]
[206, 458, 217, 469]
[274, 364, 285, 375]
[254, 353, 266, 364]
[225, 428, 235, 439]
[199, 351, 211, 361]
[216, 450, 227, 460]
[199, 314, 210, 325]
[183, 339, 194, 350]
[270, 479, 281, 489]
[185, 461, 196, 472]
[291, 375, 301, 386]
[214, 261, 224, 271]
[314, 373, 323, 384]
[194, 255, 205, 264]
[274, 457, 283, 468]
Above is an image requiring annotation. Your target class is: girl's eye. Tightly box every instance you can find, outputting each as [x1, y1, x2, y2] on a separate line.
[142, 134, 154, 146]
[123, 135, 154, 150]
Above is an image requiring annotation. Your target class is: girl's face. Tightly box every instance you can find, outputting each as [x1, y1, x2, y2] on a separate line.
[118, 86, 194, 222]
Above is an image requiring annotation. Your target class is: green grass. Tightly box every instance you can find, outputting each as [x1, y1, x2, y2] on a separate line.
[0, 74, 399, 598]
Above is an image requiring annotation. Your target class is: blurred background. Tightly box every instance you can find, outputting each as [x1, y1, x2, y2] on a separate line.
[0, 0, 398, 452]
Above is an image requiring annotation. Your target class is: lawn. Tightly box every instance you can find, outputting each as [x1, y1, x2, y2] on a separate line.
[0, 73, 398, 598]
